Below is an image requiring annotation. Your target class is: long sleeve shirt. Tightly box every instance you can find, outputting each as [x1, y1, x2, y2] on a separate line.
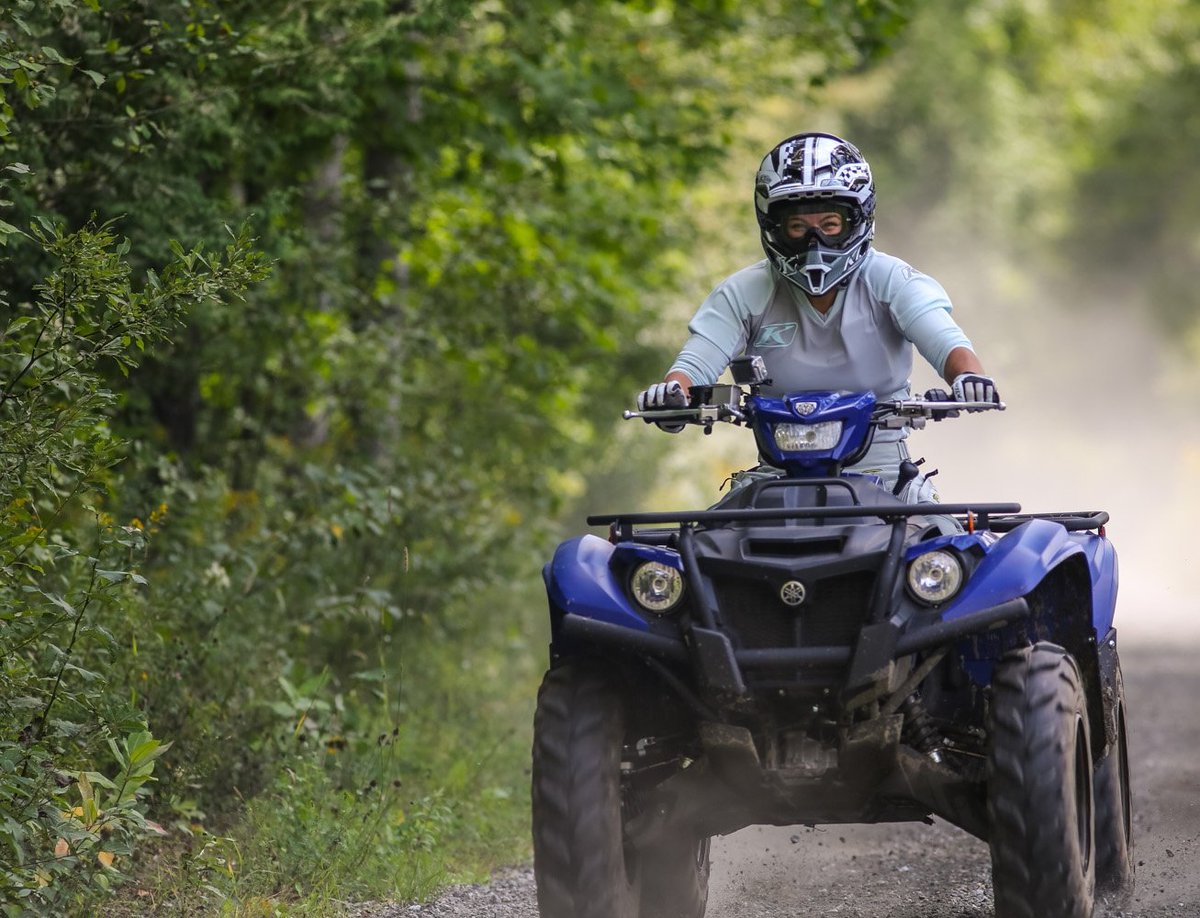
[669, 249, 972, 441]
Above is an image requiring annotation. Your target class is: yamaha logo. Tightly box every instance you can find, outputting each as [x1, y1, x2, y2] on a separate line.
[793, 401, 817, 416]
[780, 580, 807, 606]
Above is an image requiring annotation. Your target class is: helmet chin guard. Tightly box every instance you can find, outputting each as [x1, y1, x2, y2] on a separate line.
[755, 132, 876, 295]
[764, 236, 873, 297]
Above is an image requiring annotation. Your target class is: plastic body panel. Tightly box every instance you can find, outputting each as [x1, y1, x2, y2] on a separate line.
[907, 520, 1118, 637]
[545, 535, 692, 635]
[750, 391, 876, 474]
[1078, 532, 1119, 635]
[935, 520, 1082, 621]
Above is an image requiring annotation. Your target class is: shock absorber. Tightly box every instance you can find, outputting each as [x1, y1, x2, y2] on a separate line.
[900, 694, 945, 764]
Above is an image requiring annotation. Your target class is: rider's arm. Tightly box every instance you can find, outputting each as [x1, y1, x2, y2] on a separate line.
[942, 346, 986, 382]
[668, 262, 775, 389]
[867, 254, 978, 380]
[665, 369, 695, 395]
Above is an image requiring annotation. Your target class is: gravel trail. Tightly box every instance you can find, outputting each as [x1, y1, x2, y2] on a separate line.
[358, 644, 1200, 918]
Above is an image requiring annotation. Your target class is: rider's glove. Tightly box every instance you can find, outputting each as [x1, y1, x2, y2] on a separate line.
[950, 373, 1000, 410]
[921, 387, 960, 420]
[636, 380, 688, 433]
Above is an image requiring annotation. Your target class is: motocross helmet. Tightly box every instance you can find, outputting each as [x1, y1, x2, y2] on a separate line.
[755, 132, 876, 296]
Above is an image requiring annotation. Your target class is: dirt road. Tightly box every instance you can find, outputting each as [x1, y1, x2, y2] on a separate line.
[394, 643, 1199, 918]
[706, 643, 1197, 918]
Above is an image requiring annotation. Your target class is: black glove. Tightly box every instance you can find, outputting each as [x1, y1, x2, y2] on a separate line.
[921, 386, 960, 419]
[636, 380, 688, 433]
[951, 373, 1000, 410]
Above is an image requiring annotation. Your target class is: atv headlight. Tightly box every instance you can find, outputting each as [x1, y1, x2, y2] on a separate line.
[906, 550, 963, 605]
[630, 562, 684, 614]
[773, 421, 843, 452]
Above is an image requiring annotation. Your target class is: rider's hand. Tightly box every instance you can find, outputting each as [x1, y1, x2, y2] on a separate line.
[636, 380, 688, 433]
[950, 373, 1000, 410]
[922, 387, 960, 419]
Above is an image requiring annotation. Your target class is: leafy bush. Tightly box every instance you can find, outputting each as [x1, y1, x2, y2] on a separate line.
[0, 223, 264, 911]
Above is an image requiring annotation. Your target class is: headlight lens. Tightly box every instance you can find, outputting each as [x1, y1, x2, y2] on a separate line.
[906, 550, 964, 605]
[630, 562, 684, 614]
[773, 420, 843, 452]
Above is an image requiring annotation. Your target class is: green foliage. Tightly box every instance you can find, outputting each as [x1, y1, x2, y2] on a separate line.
[107, 570, 542, 915]
[846, 0, 1200, 339]
[0, 0, 921, 912]
[0, 219, 263, 910]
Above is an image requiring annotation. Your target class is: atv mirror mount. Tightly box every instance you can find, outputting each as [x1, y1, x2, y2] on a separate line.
[730, 355, 770, 387]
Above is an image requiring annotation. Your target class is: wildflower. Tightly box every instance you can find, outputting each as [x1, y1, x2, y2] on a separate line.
[204, 561, 231, 589]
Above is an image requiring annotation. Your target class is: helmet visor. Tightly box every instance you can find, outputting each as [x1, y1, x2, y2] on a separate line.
[771, 200, 857, 251]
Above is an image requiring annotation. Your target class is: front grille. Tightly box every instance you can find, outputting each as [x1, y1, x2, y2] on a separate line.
[801, 573, 875, 645]
[712, 580, 794, 649]
[713, 572, 875, 650]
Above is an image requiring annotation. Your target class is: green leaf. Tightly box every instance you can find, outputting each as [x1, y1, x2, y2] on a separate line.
[81, 69, 106, 87]
[40, 47, 71, 65]
[83, 771, 118, 791]
[351, 668, 389, 682]
[106, 738, 125, 769]
[127, 736, 169, 768]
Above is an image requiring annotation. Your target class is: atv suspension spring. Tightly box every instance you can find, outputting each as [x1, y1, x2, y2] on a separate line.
[900, 694, 945, 763]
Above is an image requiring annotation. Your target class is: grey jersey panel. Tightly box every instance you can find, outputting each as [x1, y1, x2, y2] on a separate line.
[669, 249, 972, 403]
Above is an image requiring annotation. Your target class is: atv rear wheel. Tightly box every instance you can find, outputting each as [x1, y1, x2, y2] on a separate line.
[1094, 656, 1135, 903]
[987, 643, 1095, 918]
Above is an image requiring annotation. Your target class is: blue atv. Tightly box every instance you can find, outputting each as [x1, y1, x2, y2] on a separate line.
[531, 357, 1134, 918]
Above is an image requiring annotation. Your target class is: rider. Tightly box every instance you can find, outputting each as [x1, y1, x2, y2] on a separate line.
[637, 131, 999, 501]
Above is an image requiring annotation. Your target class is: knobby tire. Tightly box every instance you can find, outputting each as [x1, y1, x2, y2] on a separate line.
[1093, 655, 1135, 903]
[987, 643, 1096, 918]
[531, 663, 637, 918]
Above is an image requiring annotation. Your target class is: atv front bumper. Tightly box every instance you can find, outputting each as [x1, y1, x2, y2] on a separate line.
[559, 595, 1029, 698]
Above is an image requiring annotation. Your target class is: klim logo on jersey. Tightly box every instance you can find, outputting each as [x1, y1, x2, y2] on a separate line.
[754, 323, 798, 347]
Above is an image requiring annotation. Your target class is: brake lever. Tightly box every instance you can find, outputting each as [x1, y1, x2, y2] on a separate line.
[623, 408, 698, 421]
[873, 399, 1006, 428]
[623, 404, 746, 425]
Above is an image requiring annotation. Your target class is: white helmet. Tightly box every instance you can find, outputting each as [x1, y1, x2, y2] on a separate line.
[755, 132, 876, 296]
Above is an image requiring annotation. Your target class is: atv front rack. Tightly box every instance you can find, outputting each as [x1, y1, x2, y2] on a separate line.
[582, 502, 1027, 705]
[983, 510, 1109, 533]
[588, 505, 1111, 540]
[587, 502, 1023, 541]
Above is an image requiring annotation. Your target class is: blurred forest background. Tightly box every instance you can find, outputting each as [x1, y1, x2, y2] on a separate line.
[0, 0, 1197, 914]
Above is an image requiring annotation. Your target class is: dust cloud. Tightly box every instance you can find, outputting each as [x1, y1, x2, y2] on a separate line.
[905, 249, 1200, 647]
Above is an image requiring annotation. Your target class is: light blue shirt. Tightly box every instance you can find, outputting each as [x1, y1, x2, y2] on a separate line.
[669, 249, 972, 407]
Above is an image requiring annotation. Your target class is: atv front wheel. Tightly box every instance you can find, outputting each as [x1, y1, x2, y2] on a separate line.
[531, 662, 710, 918]
[987, 643, 1095, 918]
[639, 834, 711, 918]
[532, 663, 638, 918]
[1094, 655, 1135, 902]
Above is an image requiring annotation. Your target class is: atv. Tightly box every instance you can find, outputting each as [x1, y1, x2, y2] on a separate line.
[531, 356, 1134, 918]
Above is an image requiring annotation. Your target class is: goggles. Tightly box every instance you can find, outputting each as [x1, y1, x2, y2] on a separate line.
[772, 201, 857, 250]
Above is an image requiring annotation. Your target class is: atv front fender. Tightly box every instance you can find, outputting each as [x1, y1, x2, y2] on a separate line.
[544, 534, 649, 634]
[940, 519, 1084, 623]
[1077, 533, 1118, 636]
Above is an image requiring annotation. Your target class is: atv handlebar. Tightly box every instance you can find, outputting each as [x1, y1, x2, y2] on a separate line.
[872, 396, 1006, 430]
[624, 392, 1005, 430]
[622, 404, 746, 424]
